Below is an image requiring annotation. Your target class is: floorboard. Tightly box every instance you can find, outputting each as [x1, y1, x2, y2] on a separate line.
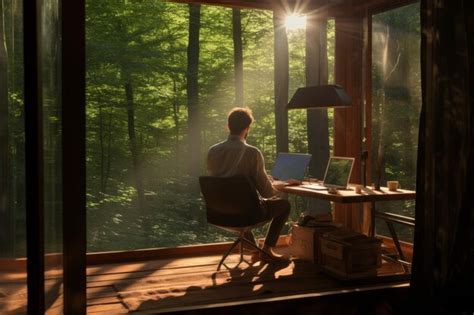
[0, 245, 410, 313]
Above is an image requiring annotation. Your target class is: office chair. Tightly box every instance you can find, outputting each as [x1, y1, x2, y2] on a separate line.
[199, 176, 273, 270]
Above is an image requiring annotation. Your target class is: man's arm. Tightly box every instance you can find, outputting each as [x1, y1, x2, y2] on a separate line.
[254, 150, 278, 198]
[207, 145, 218, 176]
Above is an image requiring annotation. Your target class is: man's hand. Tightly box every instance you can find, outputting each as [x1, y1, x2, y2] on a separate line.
[271, 180, 287, 188]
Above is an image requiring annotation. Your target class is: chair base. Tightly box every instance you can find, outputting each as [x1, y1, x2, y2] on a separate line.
[217, 233, 274, 271]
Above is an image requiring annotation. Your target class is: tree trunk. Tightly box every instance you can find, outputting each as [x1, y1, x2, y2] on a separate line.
[232, 8, 244, 107]
[172, 78, 180, 175]
[186, 4, 201, 178]
[104, 109, 113, 194]
[0, 0, 13, 256]
[396, 38, 415, 180]
[376, 25, 396, 189]
[273, 11, 289, 153]
[375, 101, 386, 189]
[99, 103, 105, 194]
[122, 67, 147, 214]
[305, 14, 331, 214]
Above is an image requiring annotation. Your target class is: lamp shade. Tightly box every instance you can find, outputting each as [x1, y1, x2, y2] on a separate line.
[287, 84, 352, 109]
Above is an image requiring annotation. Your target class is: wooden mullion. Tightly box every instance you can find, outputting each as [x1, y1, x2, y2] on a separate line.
[24, 0, 45, 312]
[362, 13, 373, 234]
[61, 0, 87, 313]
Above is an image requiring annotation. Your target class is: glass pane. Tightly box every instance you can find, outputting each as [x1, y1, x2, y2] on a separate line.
[285, 19, 336, 218]
[371, 3, 421, 242]
[86, 2, 335, 251]
[0, 0, 27, 312]
[41, 0, 63, 312]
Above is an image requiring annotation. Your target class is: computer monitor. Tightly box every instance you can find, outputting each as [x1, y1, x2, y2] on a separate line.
[271, 153, 312, 181]
[323, 157, 354, 189]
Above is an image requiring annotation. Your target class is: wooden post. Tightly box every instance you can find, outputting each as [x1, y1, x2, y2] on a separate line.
[333, 16, 366, 233]
[24, 0, 45, 311]
[62, 0, 87, 312]
[362, 14, 372, 235]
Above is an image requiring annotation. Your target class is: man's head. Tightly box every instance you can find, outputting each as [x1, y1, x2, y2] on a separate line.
[227, 107, 254, 137]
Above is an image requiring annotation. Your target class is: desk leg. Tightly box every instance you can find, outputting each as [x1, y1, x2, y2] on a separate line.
[385, 221, 410, 273]
[369, 201, 376, 237]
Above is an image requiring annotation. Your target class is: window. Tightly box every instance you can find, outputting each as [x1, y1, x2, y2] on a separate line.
[0, 0, 25, 260]
[86, 3, 274, 251]
[371, 3, 421, 242]
[85, 2, 335, 251]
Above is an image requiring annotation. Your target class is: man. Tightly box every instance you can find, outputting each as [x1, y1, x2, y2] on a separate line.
[207, 107, 290, 260]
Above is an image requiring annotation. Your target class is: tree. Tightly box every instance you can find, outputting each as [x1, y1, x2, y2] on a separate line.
[186, 4, 201, 178]
[86, 1, 188, 231]
[121, 64, 147, 214]
[305, 14, 331, 213]
[273, 10, 289, 153]
[232, 8, 244, 106]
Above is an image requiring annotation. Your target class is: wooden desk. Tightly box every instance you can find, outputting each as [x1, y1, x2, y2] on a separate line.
[277, 183, 416, 204]
[276, 182, 416, 271]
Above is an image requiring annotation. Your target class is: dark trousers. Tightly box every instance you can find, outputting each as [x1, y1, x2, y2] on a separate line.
[244, 198, 291, 247]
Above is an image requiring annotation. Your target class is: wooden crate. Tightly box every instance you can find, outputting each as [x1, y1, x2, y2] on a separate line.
[289, 224, 339, 263]
[320, 229, 382, 280]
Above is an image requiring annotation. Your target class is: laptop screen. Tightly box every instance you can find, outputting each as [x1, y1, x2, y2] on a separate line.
[323, 157, 354, 189]
[271, 153, 312, 181]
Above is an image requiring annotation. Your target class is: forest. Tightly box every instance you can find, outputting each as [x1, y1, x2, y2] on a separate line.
[0, 1, 420, 257]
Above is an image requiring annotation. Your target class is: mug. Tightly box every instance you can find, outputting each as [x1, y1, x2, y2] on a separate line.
[387, 180, 400, 191]
[354, 184, 363, 194]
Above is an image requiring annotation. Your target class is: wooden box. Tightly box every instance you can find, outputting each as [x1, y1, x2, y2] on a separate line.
[289, 224, 338, 263]
[320, 229, 382, 280]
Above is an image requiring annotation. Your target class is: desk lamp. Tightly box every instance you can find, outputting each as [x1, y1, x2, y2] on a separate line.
[286, 85, 366, 185]
[287, 84, 352, 109]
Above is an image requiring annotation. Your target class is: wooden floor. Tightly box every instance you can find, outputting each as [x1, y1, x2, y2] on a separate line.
[0, 244, 410, 314]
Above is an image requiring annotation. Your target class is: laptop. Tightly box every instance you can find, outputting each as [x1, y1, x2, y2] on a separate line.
[302, 156, 355, 190]
[271, 153, 312, 181]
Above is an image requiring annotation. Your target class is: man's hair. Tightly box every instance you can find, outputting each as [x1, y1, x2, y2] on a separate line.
[227, 107, 254, 135]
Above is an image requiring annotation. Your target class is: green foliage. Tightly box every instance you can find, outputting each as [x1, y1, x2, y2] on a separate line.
[85, 2, 286, 251]
[83, 1, 421, 252]
[0, 0, 421, 257]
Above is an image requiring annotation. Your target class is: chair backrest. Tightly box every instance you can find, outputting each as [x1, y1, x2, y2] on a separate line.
[199, 176, 263, 228]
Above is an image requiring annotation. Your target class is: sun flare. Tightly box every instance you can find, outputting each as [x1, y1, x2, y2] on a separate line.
[285, 14, 306, 30]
